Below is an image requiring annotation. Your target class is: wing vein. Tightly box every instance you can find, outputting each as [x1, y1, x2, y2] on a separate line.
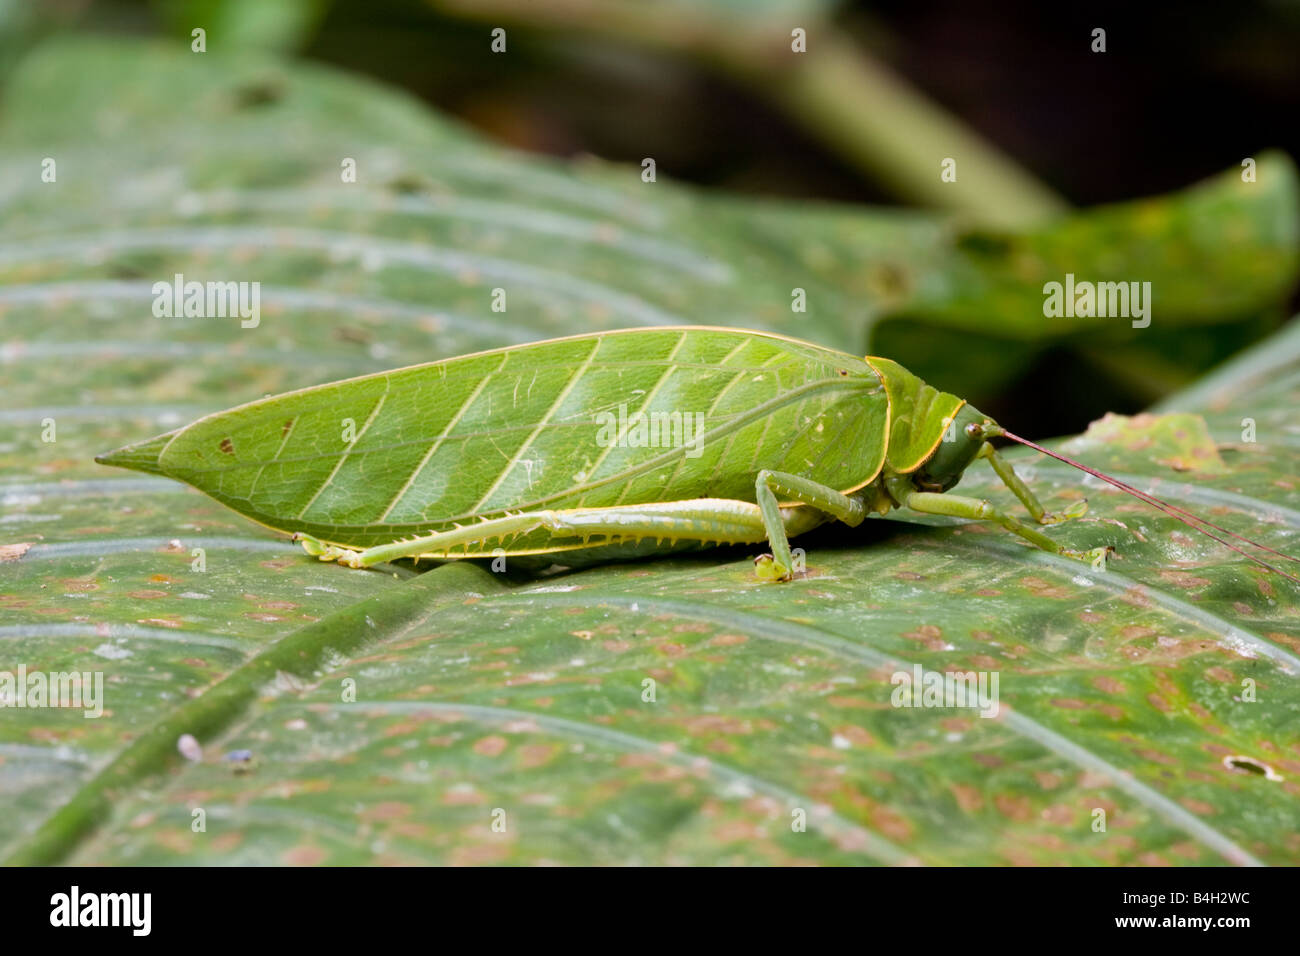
[468, 337, 604, 513]
[295, 390, 388, 520]
[376, 355, 507, 522]
[581, 330, 692, 489]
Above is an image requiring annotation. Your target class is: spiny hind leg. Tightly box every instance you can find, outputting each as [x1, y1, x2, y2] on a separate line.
[978, 443, 1088, 525]
[293, 511, 550, 569]
[753, 470, 866, 582]
[294, 498, 817, 572]
[904, 491, 1112, 568]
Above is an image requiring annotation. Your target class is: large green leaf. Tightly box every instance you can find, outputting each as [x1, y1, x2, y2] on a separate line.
[3, 38, 1298, 865]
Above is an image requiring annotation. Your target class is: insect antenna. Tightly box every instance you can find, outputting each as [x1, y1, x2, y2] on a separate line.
[990, 427, 1300, 585]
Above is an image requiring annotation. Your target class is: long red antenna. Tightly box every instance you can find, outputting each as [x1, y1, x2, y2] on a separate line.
[991, 427, 1300, 586]
[1002, 430, 1299, 564]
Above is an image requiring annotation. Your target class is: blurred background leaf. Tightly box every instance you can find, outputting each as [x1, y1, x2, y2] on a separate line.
[154, 0, 329, 54]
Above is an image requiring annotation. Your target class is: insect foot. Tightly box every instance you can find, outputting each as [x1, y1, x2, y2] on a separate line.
[337, 549, 368, 569]
[1062, 545, 1115, 570]
[1038, 499, 1090, 525]
[292, 532, 355, 564]
[753, 552, 793, 582]
[292, 531, 326, 555]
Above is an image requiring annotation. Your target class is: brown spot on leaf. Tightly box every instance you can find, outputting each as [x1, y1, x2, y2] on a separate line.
[1051, 698, 1088, 710]
[1159, 570, 1212, 589]
[902, 624, 945, 650]
[1268, 631, 1300, 653]
[950, 784, 982, 813]
[518, 743, 558, 769]
[449, 843, 510, 866]
[213, 832, 244, 853]
[0, 542, 33, 563]
[994, 793, 1033, 822]
[1135, 749, 1178, 766]
[681, 714, 761, 735]
[1041, 805, 1073, 826]
[362, 801, 411, 821]
[709, 633, 748, 647]
[1020, 577, 1069, 599]
[712, 820, 765, 842]
[1120, 587, 1152, 608]
[1034, 771, 1063, 790]
[473, 735, 508, 757]
[282, 845, 328, 865]
[219, 437, 234, 455]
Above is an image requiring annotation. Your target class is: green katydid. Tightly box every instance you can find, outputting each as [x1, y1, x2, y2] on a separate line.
[96, 326, 1299, 583]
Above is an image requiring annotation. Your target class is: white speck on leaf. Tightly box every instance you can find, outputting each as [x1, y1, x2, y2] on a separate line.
[177, 734, 202, 762]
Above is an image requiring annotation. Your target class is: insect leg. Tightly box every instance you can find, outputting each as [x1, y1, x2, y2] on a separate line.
[549, 498, 817, 551]
[295, 499, 822, 571]
[293, 512, 555, 568]
[904, 491, 1111, 567]
[978, 443, 1089, 525]
[754, 470, 867, 582]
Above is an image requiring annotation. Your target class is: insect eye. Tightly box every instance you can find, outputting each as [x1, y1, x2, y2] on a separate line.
[964, 423, 983, 439]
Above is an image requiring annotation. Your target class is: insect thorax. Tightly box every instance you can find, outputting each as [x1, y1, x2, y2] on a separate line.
[911, 404, 993, 492]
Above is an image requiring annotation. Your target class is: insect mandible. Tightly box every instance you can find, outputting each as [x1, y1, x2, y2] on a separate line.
[96, 326, 1298, 583]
